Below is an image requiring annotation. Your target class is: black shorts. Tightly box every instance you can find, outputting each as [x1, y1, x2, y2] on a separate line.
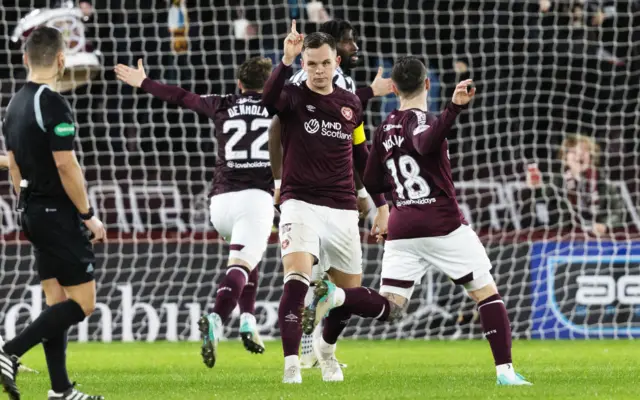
[21, 198, 96, 287]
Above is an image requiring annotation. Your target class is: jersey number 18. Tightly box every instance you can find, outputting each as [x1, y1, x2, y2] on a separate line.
[386, 155, 431, 200]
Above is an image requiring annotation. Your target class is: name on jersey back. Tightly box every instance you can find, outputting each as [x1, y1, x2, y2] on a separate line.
[227, 104, 269, 118]
[382, 133, 405, 152]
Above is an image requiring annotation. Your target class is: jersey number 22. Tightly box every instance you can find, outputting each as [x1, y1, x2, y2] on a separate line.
[223, 118, 271, 160]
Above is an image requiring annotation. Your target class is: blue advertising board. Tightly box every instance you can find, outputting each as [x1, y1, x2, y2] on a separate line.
[530, 241, 640, 339]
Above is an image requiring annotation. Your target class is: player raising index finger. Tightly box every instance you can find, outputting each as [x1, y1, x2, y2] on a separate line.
[263, 21, 389, 384]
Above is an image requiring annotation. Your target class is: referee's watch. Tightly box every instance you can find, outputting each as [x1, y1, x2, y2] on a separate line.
[79, 207, 95, 221]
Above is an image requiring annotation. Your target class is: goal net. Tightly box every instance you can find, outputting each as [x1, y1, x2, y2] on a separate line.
[0, 1, 638, 342]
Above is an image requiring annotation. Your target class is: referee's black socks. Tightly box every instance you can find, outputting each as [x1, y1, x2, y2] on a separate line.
[43, 330, 72, 393]
[3, 299, 85, 358]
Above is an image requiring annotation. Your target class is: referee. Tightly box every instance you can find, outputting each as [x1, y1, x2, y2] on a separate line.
[0, 27, 104, 400]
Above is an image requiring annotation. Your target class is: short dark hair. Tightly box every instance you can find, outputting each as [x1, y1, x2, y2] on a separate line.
[391, 56, 427, 97]
[319, 19, 356, 42]
[237, 56, 272, 90]
[302, 32, 336, 52]
[25, 27, 65, 68]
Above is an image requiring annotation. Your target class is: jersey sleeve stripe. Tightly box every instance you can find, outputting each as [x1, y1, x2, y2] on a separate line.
[353, 123, 366, 145]
[33, 85, 49, 132]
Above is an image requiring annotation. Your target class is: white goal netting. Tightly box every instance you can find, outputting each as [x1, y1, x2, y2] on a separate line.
[0, 1, 639, 342]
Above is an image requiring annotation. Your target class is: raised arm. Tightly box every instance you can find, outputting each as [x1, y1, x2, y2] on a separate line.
[115, 59, 221, 118]
[410, 103, 464, 155]
[263, 20, 303, 111]
[262, 62, 294, 112]
[356, 87, 374, 107]
[411, 79, 475, 155]
[356, 66, 393, 107]
[141, 80, 222, 117]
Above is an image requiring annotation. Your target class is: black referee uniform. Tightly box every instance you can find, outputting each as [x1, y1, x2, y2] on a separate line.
[3, 82, 95, 286]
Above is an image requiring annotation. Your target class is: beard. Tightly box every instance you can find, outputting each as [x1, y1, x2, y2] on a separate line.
[339, 52, 359, 71]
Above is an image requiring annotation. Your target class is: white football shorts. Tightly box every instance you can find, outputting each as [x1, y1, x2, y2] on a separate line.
[279, 199, 362, 275]
[380, 224, 494, 299]
[209, 189, 274, 268]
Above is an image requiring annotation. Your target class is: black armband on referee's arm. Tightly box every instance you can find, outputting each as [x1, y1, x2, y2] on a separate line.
[79, 207, 94, 221]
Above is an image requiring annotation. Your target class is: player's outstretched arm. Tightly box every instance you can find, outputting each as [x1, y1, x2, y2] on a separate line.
[114, 59, 220, 117]
[355, 67, 393, 107]
[411, 79, 475, 155]
[262, 20, 303, 111]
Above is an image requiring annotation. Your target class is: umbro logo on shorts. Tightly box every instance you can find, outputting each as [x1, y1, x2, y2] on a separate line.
[285, 312, 298, 322]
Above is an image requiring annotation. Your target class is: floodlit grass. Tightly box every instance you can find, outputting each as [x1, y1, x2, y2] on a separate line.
[16, 339, 639, 399]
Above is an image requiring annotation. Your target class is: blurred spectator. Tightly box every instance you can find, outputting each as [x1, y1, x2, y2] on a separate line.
[233, 10, 258, 40]
[169, 0, 189, 54]
[78, 1, 92, 18]
[538, 0, 639, 67]
[527, 135, 624, 235]
[306, 1, 331, 23]
[584, 0, 640, 67]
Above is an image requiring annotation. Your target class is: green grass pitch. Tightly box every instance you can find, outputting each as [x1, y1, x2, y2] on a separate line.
[16, 340, 638, 399]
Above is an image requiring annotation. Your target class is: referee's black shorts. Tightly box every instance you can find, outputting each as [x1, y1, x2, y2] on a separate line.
[21, 198, 96, 287]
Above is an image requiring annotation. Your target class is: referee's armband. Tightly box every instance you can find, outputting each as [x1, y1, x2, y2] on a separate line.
[352, 123, 366, 145]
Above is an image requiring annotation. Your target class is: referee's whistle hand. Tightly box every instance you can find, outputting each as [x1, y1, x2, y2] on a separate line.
[84, 216, 106, 244]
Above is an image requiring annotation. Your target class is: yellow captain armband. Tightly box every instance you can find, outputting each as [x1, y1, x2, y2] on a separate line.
[352, 123, 366, 145]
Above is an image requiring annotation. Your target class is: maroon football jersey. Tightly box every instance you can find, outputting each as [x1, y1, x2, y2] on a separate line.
[263, 63, 364, 210]
[363, 103, 468, 239]
[140, 79, 275, 196]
